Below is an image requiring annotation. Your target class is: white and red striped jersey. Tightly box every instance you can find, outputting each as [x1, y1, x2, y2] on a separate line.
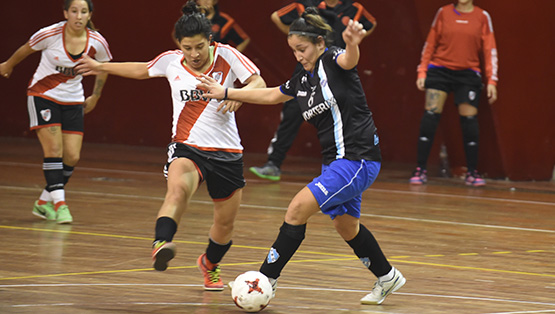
[27, 21, 112, 104]
[147, 42, 260, 153]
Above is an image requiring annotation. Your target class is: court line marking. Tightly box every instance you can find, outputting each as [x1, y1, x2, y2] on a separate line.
[1, 283, 554, 309]
[1, 160, 554, 207]
[2, 185, 554, 234]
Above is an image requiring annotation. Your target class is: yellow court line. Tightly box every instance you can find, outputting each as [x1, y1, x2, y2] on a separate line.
[2, 225, 553, 281]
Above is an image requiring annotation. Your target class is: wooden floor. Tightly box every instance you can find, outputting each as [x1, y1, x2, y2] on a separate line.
[1, 136, 554, 314]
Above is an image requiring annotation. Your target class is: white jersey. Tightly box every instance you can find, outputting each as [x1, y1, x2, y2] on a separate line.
[28, 21, 112, 104]
[147, 43, 259, 153]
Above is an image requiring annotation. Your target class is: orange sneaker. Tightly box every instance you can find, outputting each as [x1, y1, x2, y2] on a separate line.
[197, 253, 224, 291]
[152, 241, 176, 271]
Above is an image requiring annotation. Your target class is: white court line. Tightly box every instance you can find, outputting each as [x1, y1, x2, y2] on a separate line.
[1, 185, 555, 234]
[2, 283, 554, 310]
[1, 160, 553, 206]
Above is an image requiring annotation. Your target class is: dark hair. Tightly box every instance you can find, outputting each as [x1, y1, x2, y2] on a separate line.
[174, 0, 212, 41]
[64, 0, 96, 31]
[289, 7, 333, 46]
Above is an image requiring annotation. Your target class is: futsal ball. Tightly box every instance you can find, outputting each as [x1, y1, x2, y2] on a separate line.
[231, 271, 273, 312]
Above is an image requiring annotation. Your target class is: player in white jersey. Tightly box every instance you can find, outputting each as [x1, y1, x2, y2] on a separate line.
[0, 0, 111, 224]
[76, 0, 265, 291]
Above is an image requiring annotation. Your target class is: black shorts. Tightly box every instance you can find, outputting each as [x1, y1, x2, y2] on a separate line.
[164, 142, 246, 200]
[425, 66, 483, 107]
[28, 96, 84, 134]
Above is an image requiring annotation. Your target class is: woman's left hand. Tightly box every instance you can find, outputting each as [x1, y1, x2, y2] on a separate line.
[217, 99, 243, 113]
[342, 20, 367, 47]
[196, 74, 226, 99]
[83, 94, 100, 114]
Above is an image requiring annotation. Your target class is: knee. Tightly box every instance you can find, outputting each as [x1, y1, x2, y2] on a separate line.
[63, 151, 80, 166]
[165, 181, 193, 204]
[284, 200, 310, 225]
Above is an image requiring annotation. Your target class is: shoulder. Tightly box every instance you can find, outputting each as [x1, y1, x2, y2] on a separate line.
[29, 21, 65, 46]
[88, 29, 110, 46]
[148, 50, 183, 66]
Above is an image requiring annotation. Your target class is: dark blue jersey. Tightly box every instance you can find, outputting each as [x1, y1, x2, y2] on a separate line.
[280, 47, 381, 165]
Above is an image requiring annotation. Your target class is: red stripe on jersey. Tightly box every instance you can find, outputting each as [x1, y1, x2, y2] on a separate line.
[89, 32, 112, 59]
[148, 50, 182, 69]
[174, 100, 208, 143]
[28, 73, 72, 96]
[29, 28, 63, 47]
[217, 44, 258, 74]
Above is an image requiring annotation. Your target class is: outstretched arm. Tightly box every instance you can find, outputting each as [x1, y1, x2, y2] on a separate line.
[197, 74, 292, 105]
[336, 20, 367, 70]
[216, 73, 266, 113]
[0, 42, 36, 79]
[76, 55, 150, 80]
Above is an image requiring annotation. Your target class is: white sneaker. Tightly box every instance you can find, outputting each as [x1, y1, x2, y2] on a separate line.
[360, 268, 406, 305]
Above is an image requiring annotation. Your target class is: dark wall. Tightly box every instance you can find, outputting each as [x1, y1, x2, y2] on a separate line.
[1, 1, 553, 180]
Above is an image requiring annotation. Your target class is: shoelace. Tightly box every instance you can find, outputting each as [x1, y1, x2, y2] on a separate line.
[207, 266, 221, 283]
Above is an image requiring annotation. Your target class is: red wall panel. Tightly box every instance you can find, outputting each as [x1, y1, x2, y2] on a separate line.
[1, 1, 553, 180]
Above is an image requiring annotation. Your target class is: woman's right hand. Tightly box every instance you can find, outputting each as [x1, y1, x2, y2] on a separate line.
[416, 77, 426, 91]
[0, 62, 13, 79]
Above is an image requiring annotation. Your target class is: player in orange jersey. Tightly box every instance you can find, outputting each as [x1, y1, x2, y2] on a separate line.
[410, 0, 498, 187]
[76, 0, 265, 291]
[0, 0, 111, 224]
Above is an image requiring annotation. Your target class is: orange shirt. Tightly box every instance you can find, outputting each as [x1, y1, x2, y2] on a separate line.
[417, 4, 498, 86]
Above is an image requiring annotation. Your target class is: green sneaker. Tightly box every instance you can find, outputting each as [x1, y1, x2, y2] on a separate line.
[249, 161, 281, 181]
[32, 201, 56, 220]
[56, 205, 73, 224]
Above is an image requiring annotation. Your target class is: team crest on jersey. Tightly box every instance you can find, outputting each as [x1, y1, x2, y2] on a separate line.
[301, 75, 307, 84]
[211, 71, 223, 84]
[40, 109, 52, 122]
[468, 90, 476, 101]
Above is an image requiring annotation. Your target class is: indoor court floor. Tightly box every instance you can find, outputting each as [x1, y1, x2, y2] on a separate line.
[1, 136, 554, 313]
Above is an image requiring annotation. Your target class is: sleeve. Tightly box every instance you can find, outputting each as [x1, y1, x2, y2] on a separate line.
[481, 10, 499, 86]
[90, 31, 113, 62]
[352, 2, 376, 32]
[147, 51, 178, 78]
[28, 24, 57, 51]
[277, 2, 305, 25]
[417, 7, 443, 79]
[225, 46, 260, 84]
[279, 79, 297, 97]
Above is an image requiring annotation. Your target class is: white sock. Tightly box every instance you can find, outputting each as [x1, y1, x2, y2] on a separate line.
[39, 189, 52, 202]
[50, 189, 65, 205]
[379, 267, 395, 282]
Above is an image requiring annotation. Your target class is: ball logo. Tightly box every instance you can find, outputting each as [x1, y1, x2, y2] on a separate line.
[245, 279, 264, 294]
[40, 109, 52, 122]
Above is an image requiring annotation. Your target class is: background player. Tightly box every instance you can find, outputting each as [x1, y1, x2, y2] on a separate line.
[0, 0, 111, 224]
[410, 0, 498, 186]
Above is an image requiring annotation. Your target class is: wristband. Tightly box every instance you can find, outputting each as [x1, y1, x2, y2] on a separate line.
[224, 88, 228, 100]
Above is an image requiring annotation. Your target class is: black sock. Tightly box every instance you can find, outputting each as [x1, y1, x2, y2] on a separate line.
[259, 222, 306, 279]
[416, 111, 441, 168]
[154, 216, 178, 242]
[43, 157, 64, 192]
[63, 163, 75, 185]
[205, 238, 232, 265]
[346, 224, 391, 277]
[460, 115, 479, 172]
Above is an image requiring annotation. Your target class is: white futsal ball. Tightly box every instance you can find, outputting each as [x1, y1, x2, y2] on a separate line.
[231, 271, 273, 312]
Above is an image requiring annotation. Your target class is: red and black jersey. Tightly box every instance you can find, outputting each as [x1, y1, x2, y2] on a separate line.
[417, 4, 498, 85]
[210, 5, 249, 48]
[276, 0, 376, 48]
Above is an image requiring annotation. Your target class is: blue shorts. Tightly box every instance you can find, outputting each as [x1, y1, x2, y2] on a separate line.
[307, 159, 380, 219]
